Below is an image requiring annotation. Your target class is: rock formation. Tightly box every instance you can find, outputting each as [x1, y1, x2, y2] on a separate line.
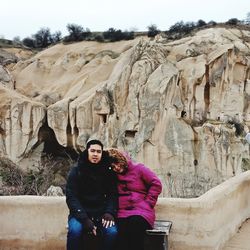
[0, 27, 250, 197]
[45, 185, 64, 196]
[0, 85, 46, 162]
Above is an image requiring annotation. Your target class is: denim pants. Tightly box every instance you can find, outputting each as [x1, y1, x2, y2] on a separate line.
[67, 216, 118, 250]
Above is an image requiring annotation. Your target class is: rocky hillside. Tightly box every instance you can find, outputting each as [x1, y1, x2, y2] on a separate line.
[1, 27, 250, 197]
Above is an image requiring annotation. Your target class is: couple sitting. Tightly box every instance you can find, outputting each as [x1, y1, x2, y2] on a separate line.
[66, 139, 162, 250]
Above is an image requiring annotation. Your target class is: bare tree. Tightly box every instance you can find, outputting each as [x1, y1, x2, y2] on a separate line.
[246, 12, 250, 24]
[147, 24, 160, 38]
[65, 23, 84, 41]
[32, 27, 52, 48]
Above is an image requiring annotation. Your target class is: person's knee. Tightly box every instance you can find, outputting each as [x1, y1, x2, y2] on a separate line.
[68, 218, 83, 237]
[128, 216, 148, 233]
[103, 225, 118, 238]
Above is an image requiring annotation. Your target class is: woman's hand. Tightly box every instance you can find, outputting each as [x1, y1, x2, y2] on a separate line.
[102, 213, 115, 228]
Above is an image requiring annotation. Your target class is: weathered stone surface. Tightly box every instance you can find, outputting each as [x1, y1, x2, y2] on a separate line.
[0, 85, 46, 162]
[45, 185, 64, 196]
[0, 65, 12, 83]
[0, 48, 18, 65]
[1, 27, 250, 197]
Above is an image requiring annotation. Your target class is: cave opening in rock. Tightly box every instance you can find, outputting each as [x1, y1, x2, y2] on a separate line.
[181, 110, 187, 118]
[99, 113, 108, 124]
[125, 130, 137, 138]
[38, 122, 78, 161]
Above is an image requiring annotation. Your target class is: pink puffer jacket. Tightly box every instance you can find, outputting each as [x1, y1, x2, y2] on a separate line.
[117, 154, 162, 227]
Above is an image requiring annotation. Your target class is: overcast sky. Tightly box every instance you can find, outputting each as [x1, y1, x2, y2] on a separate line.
[1, 0, 249, 40]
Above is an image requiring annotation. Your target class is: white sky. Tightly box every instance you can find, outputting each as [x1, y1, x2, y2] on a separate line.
[1, 0, 249, 40]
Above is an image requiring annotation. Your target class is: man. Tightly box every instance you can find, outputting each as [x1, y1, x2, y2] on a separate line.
[66, 139, 118, 250]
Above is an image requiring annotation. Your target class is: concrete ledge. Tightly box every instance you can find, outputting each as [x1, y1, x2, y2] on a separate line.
[0, 239, 65, 250]
[0, 196, 68, 250]
[1, 171, 250, 250]
[156, 170, 250, 249]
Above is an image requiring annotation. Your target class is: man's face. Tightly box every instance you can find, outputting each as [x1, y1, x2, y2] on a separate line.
[88, 144, 102, 164]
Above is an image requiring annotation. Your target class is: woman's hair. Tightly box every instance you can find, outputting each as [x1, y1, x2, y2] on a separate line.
[107, 148, 127, 167]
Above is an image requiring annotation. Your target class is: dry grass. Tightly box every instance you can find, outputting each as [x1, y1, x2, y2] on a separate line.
[0, 155, 73, 195]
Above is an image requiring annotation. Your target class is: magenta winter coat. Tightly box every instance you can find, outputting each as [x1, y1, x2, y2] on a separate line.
[117, 155, 162, 228]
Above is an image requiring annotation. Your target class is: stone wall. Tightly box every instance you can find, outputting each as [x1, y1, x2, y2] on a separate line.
[156, 170, 250, 249]
[0, 170, 250, 249]
[0, 196, 67, 250]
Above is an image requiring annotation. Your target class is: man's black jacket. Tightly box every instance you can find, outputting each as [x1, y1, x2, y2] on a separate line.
[66, 150, 117, 223]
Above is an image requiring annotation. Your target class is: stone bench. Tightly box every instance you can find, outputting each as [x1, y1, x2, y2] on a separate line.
[144, 220, 172, 250]
[77, 220, 172, 250]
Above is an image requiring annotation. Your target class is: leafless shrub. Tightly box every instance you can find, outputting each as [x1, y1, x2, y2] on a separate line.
[0, 155, 74, 196]
[0, 157, 24, 195]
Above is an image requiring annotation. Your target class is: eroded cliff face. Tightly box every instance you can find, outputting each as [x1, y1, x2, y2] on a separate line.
[1, 28, 250, 197]
[0, 86, 46, 162]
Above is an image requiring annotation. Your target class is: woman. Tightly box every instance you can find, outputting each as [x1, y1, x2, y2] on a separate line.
[107, 148, 162, 250]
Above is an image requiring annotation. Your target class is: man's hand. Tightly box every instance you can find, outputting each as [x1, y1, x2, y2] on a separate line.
[102, 213, 115, 228]
[92, 226, 97, 236]
[83, 218, 96, 234]
[83, 218, 97, 235]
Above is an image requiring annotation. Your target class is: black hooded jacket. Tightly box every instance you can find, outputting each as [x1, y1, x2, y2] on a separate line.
[66, 150, 117, 223]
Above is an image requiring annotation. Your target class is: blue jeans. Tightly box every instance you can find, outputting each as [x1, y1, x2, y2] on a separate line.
[67, 216, 118, 250]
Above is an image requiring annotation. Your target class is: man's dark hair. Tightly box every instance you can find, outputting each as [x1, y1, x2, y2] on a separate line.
[86, 139, 104, 150]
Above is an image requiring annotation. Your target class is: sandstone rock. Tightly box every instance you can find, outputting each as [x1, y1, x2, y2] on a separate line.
[246, 133, 250, 144]
[0, 51, 15, 89]
[7, 48, 34, 60]
[0, 65, 12, 83]
[45, 185, 64, 196]
[1, 27, 250, 197]
[0, 85, 46, 162]
[0, 48, 18, 65]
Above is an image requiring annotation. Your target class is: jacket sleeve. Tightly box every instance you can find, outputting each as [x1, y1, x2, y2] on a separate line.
[66, 167, 88, 223]
[104, 170, 118, 216]
[140, 165, 162, 208]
